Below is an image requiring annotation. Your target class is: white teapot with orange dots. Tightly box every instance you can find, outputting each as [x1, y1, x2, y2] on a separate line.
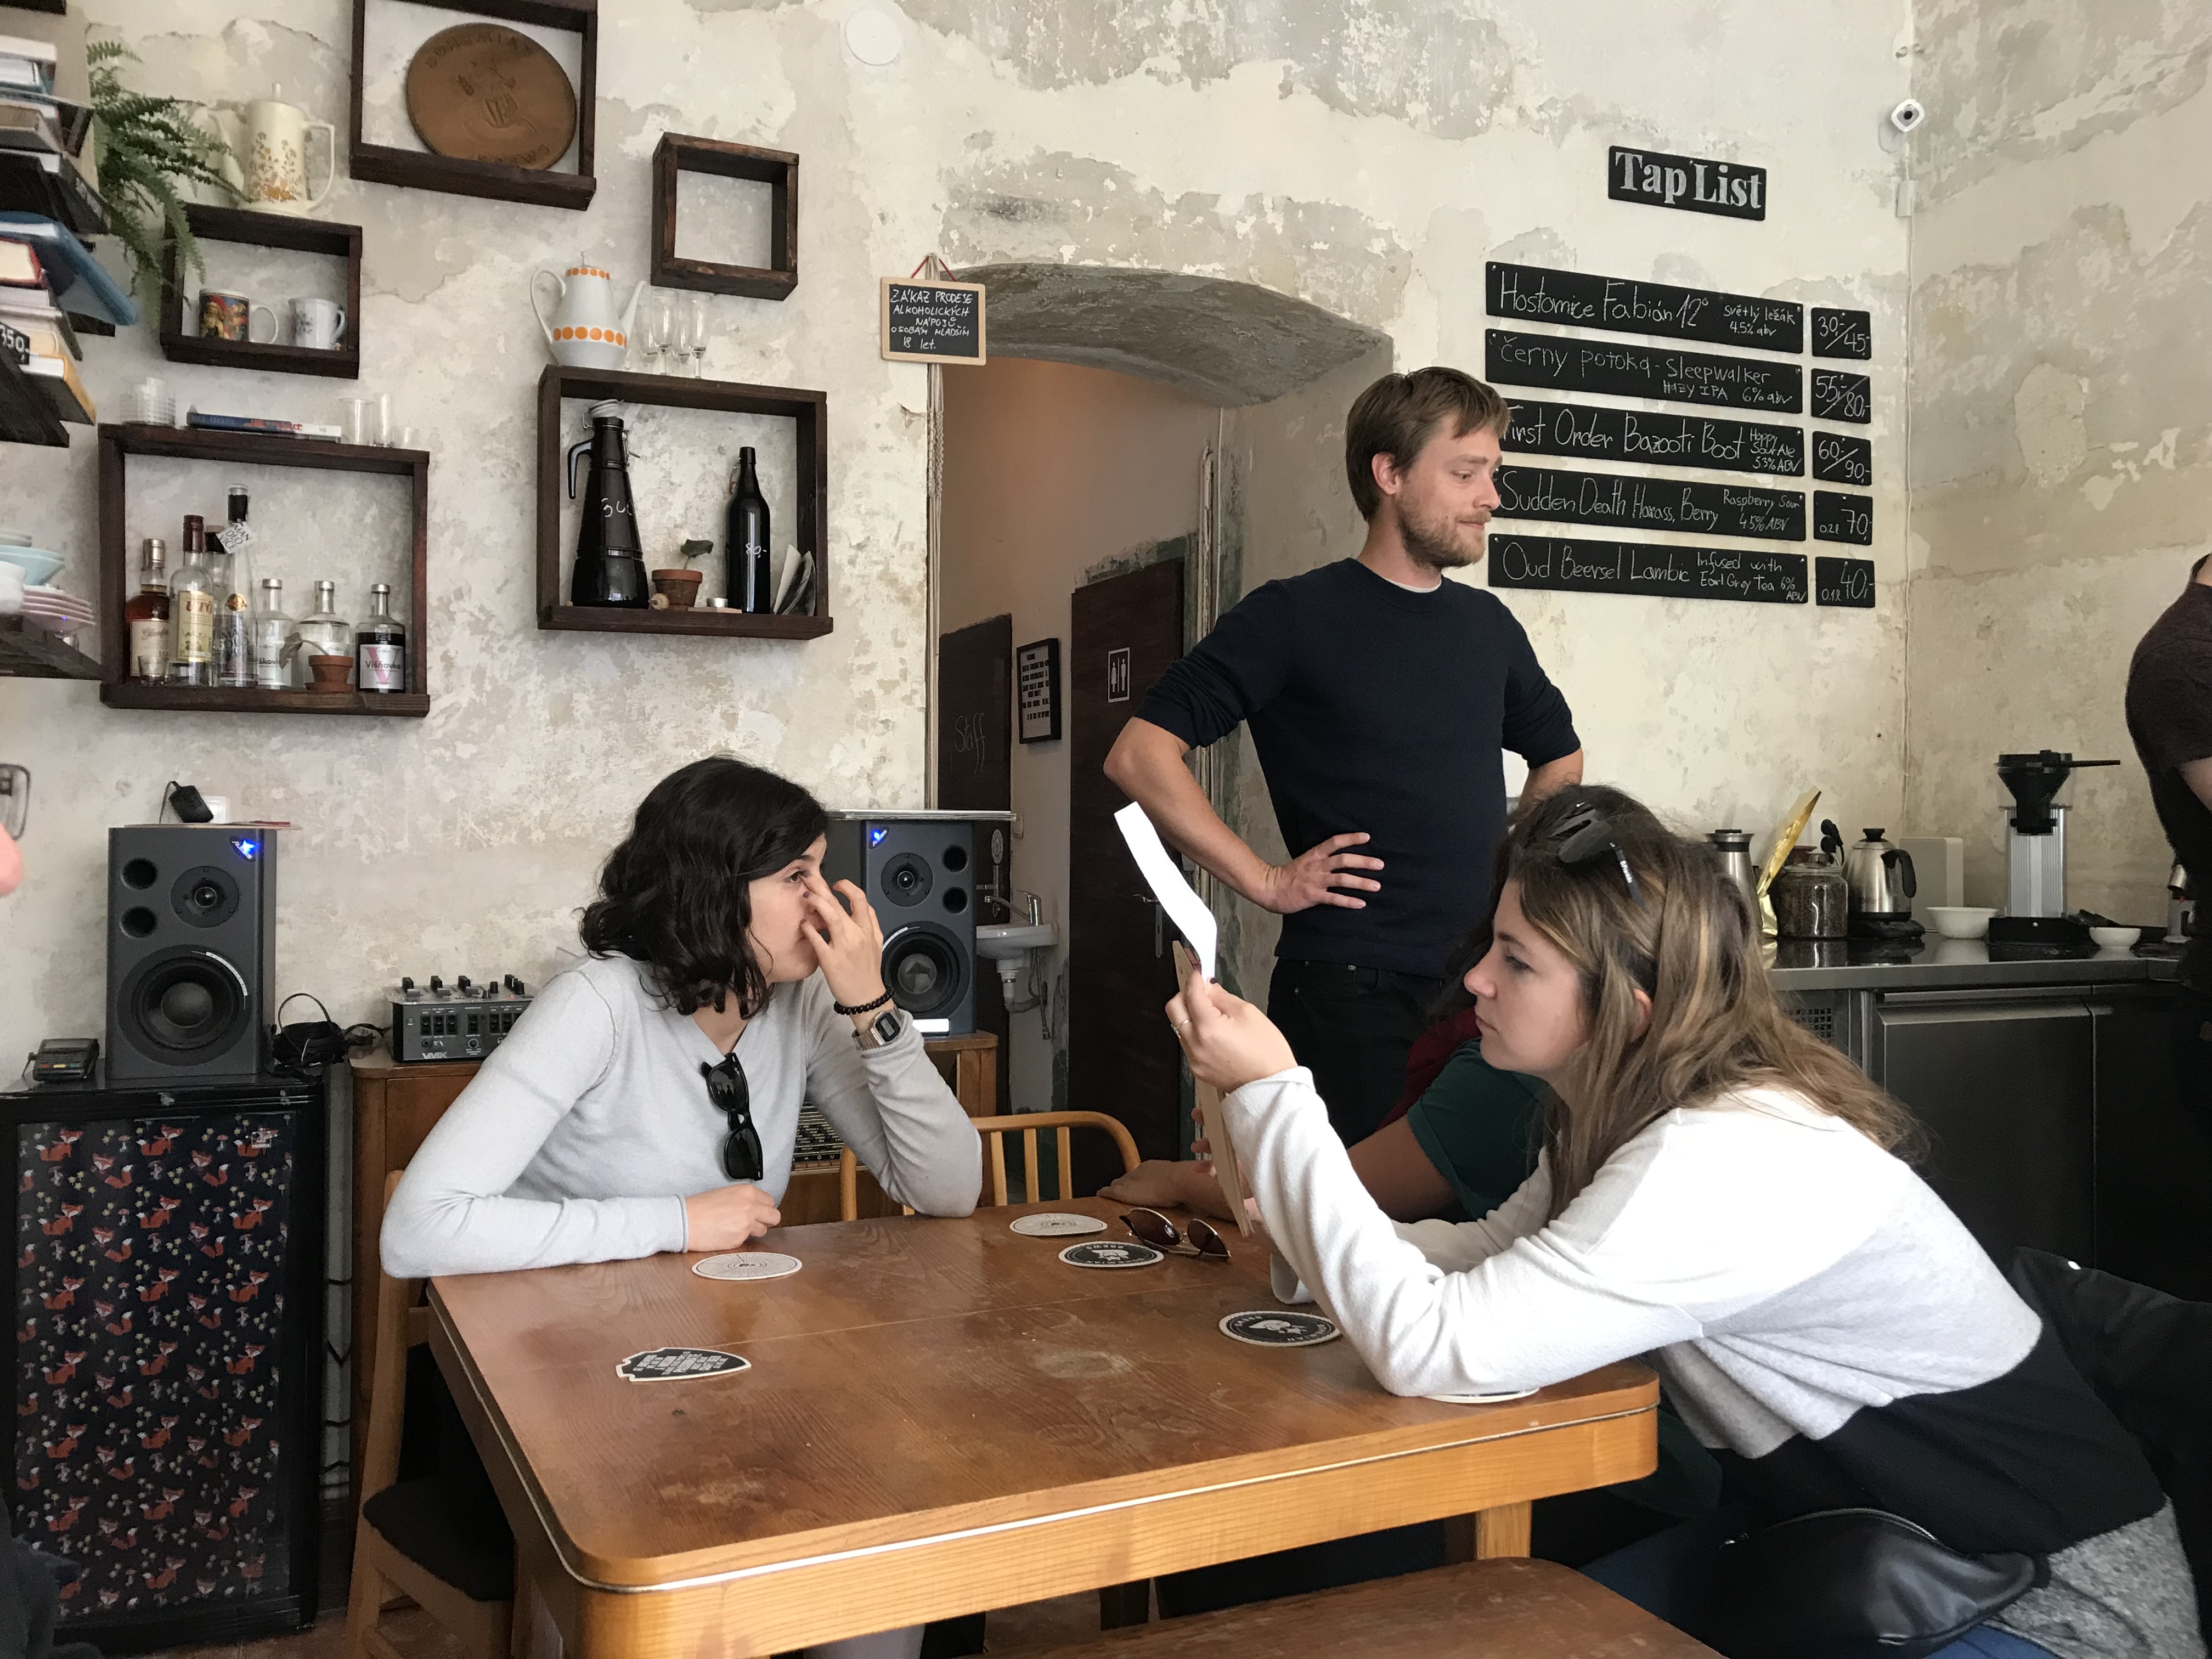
[530, 263, 644, 370]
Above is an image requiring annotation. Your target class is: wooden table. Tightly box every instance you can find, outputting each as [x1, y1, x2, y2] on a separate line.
[430, 1196, 1658, 1658]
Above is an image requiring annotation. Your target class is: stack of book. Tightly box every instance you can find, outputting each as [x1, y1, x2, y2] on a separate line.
[0, 34, 101, 234]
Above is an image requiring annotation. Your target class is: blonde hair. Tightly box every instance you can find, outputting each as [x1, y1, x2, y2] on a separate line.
[1503, 788, 1920, 1218]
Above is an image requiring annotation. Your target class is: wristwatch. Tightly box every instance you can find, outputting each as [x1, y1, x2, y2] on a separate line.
[853, 1006, 907, 1050]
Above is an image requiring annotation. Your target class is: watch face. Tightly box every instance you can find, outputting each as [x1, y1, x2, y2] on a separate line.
[872, 1009, 902, 1045]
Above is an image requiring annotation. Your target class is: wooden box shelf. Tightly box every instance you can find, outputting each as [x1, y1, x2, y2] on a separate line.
[651, 134, 798, 301]
[0, 616, 102, 679]
[348, 0, 597, 211]
[97, 422, 431, 717]
[159, 204, 363, 379]
[535, 364, 829, 637]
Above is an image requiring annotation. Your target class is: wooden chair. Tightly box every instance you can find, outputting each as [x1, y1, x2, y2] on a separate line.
[346, 1172, 514, 1659]
[838, 1110, 1142, 1220]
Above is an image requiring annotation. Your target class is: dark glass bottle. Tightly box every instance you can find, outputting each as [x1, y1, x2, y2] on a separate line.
[356, 582, 408, 693]
[725, 447, 772, 613]
[567, 401, 649, 607]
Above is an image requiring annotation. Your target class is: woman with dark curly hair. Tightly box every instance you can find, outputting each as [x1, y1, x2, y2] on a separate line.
[383, 756, 981, 1280]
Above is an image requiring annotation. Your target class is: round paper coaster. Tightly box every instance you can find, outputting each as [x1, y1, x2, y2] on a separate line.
[1219, 1311, 1339, 1347]
[1058, 1241, 1164, 1269]
[1011, 1212, 1108, 1237]
[1426, 1387, 1538, 1405]
[692, 1251, 802, 1282]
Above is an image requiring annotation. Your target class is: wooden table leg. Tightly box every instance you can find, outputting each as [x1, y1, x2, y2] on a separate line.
[1097, 1580, 1152, 1629]
[1474, 1500, 1533, 1559]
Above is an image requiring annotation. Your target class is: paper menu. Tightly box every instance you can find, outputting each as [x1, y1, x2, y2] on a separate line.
[1113, 803, 1216, 981]
[1171, 943, 1255, 1236]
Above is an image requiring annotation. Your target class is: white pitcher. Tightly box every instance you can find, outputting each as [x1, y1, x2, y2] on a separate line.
[239, 88, 335, 216]
[530, 264, 644, 370]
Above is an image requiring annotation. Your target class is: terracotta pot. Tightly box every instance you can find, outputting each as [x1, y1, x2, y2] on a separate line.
[306, 653, 353, 693]
[651, 568, 703, 608]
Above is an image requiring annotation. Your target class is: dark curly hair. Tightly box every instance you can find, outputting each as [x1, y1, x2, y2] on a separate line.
[579, 757, 828, 1018]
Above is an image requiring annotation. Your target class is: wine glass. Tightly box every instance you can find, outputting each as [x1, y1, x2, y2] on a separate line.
[639, 292, 674, 374]
[684, 296, 710, 379]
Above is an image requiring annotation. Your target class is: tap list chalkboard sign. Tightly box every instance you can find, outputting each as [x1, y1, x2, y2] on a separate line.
[1812, 308, 1872, 360]
[1489, 533, 1808, 606]
[1506, 398, 1803, 478]
[1608, 145, 1767, 221]
[1814, 490, 1873, 546]
[1811, 432, 1872, 486]
[1496, 464, 1804, 541]
[881, 277, 986, 364]
[1488, 329, 1801, 415]
[1810, 369, 1871, 425]
[1816, 556, 1875, 608]
[1487, 262, 1802, 352]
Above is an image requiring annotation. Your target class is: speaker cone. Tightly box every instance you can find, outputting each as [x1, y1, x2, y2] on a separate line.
[170, 865, 240, 929]
[879, 852, 933, 907]
[116, 947, 251, 1062]
[881, 923, 967, 1018]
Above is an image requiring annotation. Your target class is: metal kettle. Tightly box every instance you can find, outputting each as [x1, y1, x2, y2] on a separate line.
[1843, 828, 1917, 916]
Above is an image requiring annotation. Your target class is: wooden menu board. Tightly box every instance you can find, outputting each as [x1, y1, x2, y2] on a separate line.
[1506, 398, 1803, 478]
[1487, 329, 1801, 414]
[1496, 463, 1804, 541]
[1487, 261, 1802, 352]
[1489, 533, 1808, 606]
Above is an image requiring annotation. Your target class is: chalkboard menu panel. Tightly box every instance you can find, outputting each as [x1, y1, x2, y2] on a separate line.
[1814, 491, 1872, 545]
[880, 277, 986, 363]
[1488, 329, 1802, 414]
[1486, 262, 1802, 353]
[1811, 431, 1872, 486]
[1489, 533, 1808, 606]
[1816, 556, 1876, 608]
[1496, 464, 1804, 541]
[1809, 369, 1871, 425]
[1506, 399, 1803, 478]
[1811, 308, 1872, 359]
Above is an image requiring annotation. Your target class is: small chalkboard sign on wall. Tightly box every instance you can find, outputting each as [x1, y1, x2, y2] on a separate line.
[1017, 637, 1061, 743]
[1487, 262, 1802, 353]
[1811, 432, 1872, 486]
[1507, 399, 1805, 478]
[881, 277, 986, 364]
[1488, 329, 1801, 415]
[1809, 369, 1871, 425]
[1811, 308, 1872, 360]
[1816, 557, 1876, 609]
[1488, 533, 1808, 606]
[1495, 463, 1804, 541]
[1814, 491, 1874, 546]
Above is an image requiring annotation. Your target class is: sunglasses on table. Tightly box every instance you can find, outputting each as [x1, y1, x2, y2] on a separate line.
[1549, 805, 1645, 910]
[1120, 1207, 1230, 1261]
[700, 1053, 765, 1183]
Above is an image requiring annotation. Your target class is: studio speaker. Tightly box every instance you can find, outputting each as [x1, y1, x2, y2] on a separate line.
[822, 814, 975, 1036]
[106, 824, 276, 1083]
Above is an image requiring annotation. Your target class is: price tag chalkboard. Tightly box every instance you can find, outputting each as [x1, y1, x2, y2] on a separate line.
[1811, 307, 1872, 360]
[1809, 369, 1871, 425]
[880, 277, 986, 364]
[1816, 556, 1875, 608]
[1810, 431, 1872, 486]
[1813, 490, 1873, 545]
[1489, 534, 1808, 606]
[1506, 399, 1803, 478]
[1487, 262, 1802, 352]
[1488, 329, 1801, 414]
[1496, 464, 1804, 541]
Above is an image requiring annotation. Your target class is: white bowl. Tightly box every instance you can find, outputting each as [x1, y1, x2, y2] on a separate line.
[1926, 906, 1997, 940]
[2090, 926, 2139, 950]
[0, 548, 63, 586]
[0, 529, 31, 547]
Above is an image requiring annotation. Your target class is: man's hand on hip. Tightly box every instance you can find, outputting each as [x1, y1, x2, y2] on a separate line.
[1257, 832, 1384, 915]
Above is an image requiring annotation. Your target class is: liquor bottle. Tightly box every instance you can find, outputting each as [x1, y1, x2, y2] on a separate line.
[355, 582, 407, 693]
[725, 446, 772, 613]
[567, 402, 649, 607]
[297, 581, 350, 669]
[213, 484, 253, 688]
[167, 515, 215, 686]
[125, 537, 170, 684]
[248, 578, 296, 691]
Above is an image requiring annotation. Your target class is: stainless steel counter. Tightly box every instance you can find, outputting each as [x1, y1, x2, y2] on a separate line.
[1768, 938, 2182, 992]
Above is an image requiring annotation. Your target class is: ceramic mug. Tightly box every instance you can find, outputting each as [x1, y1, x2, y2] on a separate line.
[241, 95, 336, 216]
[199, 291, 279, 344]
[290, 296, 346, 351]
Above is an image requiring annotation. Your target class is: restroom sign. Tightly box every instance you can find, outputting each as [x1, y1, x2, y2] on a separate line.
[1106, 647, 1132, 703]
[1609, 145, 1767, 222]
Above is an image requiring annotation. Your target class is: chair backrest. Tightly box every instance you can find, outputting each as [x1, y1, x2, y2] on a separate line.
[359, 1170, 432, 1509]
[839, 1111, 1142, 1218]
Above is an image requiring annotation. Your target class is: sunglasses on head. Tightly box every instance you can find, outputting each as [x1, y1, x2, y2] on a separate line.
[1548, 805, 1645, 910]
[1120, 1207, 1230, 1261]
[700, 1053, 765, 1183]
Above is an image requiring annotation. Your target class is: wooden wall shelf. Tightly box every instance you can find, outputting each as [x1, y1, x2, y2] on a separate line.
[348, 0, 597, 211]
[96, 423, 431, 714]
[0, 616, 101, 679]
[0, 349, 67, 447]
[651, 134, 797, 301]
[535, 364, 829, 636]
[159, 205, 363, 379]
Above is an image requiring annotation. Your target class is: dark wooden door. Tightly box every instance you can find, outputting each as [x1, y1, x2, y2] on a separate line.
[1069, 558, 1186, 1190]
[936, 615, 1012, 1091]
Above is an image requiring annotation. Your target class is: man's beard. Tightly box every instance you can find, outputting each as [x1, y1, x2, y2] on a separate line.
[1399, 495, 1483, 572]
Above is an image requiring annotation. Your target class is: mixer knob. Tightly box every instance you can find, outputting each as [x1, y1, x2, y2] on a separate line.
[456, 975, 474, 994]
[429, 975, 444, 994]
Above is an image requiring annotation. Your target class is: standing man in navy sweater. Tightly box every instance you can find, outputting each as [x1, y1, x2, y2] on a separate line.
[1107, 367, 1584, 1144]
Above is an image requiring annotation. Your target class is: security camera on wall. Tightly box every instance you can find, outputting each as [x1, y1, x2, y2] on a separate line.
[1889, 99, 1926, 135]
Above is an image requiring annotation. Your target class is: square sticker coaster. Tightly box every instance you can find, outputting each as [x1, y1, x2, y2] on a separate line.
[617, 1346, 752, 1383]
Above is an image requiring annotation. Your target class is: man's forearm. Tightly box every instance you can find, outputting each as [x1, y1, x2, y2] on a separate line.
[1106, 721, 1276, 906]
[1523, 748, 1585, 802]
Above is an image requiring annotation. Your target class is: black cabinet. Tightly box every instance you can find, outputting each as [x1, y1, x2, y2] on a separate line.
[2092, 987, 2212, 1300]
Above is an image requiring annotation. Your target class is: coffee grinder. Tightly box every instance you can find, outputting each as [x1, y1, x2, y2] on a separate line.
[1996, 751, 2119, 916]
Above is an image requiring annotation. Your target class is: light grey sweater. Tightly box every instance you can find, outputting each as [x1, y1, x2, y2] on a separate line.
[381, 954, 980, 1278]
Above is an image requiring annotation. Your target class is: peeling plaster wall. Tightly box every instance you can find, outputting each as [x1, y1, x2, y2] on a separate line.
[1904, 0, 2212, 916]
[936, 358, 1216, 1110]
[1, 0, 1914, 1080]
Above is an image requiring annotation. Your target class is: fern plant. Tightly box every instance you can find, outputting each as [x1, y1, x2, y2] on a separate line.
[84, 41, 238, 301]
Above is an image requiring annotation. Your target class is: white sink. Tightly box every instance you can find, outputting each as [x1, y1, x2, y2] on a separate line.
[975, 922, 1056, 961]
